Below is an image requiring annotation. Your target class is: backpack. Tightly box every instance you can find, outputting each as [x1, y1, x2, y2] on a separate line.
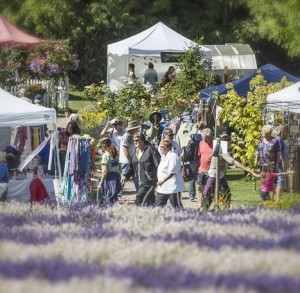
[182, 133, 202, 162]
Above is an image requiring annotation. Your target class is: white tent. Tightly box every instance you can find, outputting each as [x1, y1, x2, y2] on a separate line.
[205, 43, 257, 83]
[267, 81, 300, 113]
[107, 22, 212, 90]
[0, 87, 62, 180]
[0, 88, 56, 127]
[0, 87, 56, 161]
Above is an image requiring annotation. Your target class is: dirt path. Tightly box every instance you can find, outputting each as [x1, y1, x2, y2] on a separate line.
[111, 179, 199, 209]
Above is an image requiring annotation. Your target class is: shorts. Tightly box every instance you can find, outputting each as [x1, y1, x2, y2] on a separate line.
[197, 172, 208, 186]
[260, 189, 271, 201]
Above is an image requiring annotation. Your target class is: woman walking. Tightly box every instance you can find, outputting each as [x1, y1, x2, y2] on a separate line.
[156, 139, 185, 208]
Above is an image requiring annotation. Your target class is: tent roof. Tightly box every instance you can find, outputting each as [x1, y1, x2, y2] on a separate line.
[204, 43, 257, 70]
[200, 63, 300, 103]
[107, 22, 211, 58]
[267, 81, 300, 113]
[0, 88, 56, 127]
[0, 15, 43, 49]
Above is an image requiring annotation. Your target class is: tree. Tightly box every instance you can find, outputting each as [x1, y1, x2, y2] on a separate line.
[239, 0, 300, 58]
[162, 41, 211, 117]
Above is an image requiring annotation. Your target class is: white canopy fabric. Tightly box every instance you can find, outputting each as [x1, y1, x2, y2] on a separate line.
[267, 81, 300, 113]
[107, 22, 212, 90]
[205, 43, 257, 71]
[0, 88, 57, 127]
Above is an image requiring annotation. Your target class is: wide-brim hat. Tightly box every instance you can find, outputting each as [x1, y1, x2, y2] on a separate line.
[97, 136, 111, 147]
[110, 118, 118, 125]
[126, 120, 140, 131]
[149, 111, 162, 124]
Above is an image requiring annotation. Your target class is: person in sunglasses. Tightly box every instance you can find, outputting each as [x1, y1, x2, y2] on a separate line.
[121, 133, 160, 206]
[162, 128, 181, 157]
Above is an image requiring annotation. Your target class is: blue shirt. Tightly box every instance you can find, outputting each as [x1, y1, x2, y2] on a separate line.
[0, 162, 9, 183]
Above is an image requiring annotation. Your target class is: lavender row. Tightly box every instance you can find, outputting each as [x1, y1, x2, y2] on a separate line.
[0, 257, 299, 293]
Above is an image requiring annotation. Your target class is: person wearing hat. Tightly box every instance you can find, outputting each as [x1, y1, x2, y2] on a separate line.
[34, 94, 42, 105]
[145, 111, 163, 144]
[121, 133, 161, 206]
[97, 137, 121, 204]
[118, 120, 140, 194]
[4, 146, 20, 175]
[100, 118, 124, 153]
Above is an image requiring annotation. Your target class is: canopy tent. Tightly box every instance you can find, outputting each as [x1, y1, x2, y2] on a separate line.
[0, 87, 56, 150]
[0, 87, 61, 180]
[200, 64, 300, 104]
[205, 43, 257, 81]
[0, 88, 56, 127]
[0, 15, 43, 49]
[267, 81, 300, 113]
[107, 22, 212, 90]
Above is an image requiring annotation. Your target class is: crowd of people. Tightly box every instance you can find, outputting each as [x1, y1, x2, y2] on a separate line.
[0, 95, 294, 208]
[92, 107, 293, 209]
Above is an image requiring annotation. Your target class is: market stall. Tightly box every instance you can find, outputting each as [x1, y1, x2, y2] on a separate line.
[7, 177, 56, 202]
[107, 22, 211, 90]
[267, 81, 300, 192]
[0, 87, 59, 202]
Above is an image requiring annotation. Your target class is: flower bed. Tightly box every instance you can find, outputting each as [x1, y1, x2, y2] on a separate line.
[0, 203, 300, 292]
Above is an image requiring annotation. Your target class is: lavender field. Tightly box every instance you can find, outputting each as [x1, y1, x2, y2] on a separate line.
[0, 202, 300, 293]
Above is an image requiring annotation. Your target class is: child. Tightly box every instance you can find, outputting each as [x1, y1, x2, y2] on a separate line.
[252, 163, 294, 201]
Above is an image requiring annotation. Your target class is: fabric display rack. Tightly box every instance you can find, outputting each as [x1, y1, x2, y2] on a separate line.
[60, 135, 91, 202]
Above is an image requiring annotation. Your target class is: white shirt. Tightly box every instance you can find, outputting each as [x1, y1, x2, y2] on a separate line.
[157, 150, 185, 194]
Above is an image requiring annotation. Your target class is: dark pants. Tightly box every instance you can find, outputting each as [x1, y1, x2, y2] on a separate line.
[189, 160, 200, 199]
[155, 192, 183, 208]
[59, 151, 67, 174]
[135, 185, 155, 206]
[260, 189, 271, 201]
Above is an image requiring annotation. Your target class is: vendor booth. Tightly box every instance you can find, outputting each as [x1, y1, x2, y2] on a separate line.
[200, 64, 300, 103]
[0, 87, 58, 202]
[205, 43, 257, 83]
[107, 22, 212, 90]
[267, 82, 300, 193]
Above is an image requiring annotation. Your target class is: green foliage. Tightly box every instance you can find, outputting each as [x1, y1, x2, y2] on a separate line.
[218, 74, 292, 168]
[162, 41, 211, 117]
[0, 45, 28, 85]
[83, 81, 152, 121]
[240, 0, 300, 58]
[83, 43, 211, 121]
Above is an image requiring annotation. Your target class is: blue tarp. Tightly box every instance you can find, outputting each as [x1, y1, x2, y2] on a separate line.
[200, 64, 300, 104]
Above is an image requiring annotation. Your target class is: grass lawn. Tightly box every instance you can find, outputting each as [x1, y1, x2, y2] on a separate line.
[68, 99, 91, 113]
[227, 168, 260, 204]
[68, 89, 91, 113]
